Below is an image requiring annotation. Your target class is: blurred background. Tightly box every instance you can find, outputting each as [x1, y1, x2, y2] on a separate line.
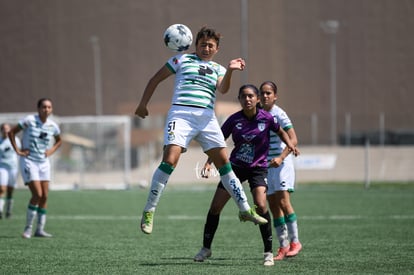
[1, 0, 413, 188]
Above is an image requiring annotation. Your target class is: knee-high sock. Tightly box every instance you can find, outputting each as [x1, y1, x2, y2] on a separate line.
[143, 162, 174, 212]
[218, 163, 250, 212]
[259, 211, 273, 253]
[25, 204, 38, 229]
[37, 208, 47, 232]
[0, 197, 4, 214]
[274, 216, 289, 248]
[202, 211, 220, 249]
[5, 198, 13, 214]
[285, 213, 299, 243]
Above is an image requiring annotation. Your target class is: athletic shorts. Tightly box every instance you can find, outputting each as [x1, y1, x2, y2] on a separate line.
[20, 157, 51, 184]
[164, 105, 227, 152]
[267, 154, 295, 194]
[218, 165, 268, 192]
[0, 167, 18, 188]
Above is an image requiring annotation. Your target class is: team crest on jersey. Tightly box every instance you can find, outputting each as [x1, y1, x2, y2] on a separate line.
[258, 122, 265, 131]
[242, 134, 256, 142]
[167, 131, 175, 141]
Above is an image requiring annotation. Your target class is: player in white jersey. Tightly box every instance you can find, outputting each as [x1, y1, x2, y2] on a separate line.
[260, 81, 302, 260]
[135, 26, 267, 235]
[0, 123, 21, 219]
[8, 98, 62, 239]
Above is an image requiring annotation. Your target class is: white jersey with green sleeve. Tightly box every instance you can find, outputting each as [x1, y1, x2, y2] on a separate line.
[268, 105, 294, 159]
[165, 53, 226, 110]
[19, 114, 61, 162]
[0, 136, 21, 170]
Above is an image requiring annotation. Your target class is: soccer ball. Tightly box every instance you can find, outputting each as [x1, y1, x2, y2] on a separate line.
[163, 24, 193, 52]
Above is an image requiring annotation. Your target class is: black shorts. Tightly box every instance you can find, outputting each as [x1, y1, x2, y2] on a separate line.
[218, 165, 268, 192]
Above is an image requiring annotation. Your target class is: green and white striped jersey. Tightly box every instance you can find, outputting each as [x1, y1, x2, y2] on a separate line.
[166, 53, 226, 110]
[19, 114, 60, 162]
[268, 105, 294, 159]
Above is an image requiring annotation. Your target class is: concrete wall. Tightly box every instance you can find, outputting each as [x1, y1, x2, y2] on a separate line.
[46, 145, 414, 189]
[1, 0, 413, 145]
[134, 145, 414, 186]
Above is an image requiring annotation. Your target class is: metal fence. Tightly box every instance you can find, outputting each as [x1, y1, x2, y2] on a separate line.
[0, 114, 131, 189]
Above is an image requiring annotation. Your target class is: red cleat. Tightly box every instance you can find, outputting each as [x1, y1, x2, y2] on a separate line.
[274, 246, 289, 260]
[286, 242, 302, 257]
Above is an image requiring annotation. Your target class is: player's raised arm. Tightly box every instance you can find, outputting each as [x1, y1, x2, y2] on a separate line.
[135, 65, 173, 118]
[216, 58, 246, 94]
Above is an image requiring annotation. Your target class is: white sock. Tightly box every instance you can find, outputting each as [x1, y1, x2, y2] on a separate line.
[37, 212, 47, 232]
[220, 170, 250, 212]
[287, 220, 299, 243]
[143, 168, 170, 212]
[275, 224, 289, 248]
[0, 197, 4, 213]
[26, 205, 38, 229]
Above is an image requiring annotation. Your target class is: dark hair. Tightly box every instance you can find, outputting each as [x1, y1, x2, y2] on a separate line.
[37, 98, 52, 108]
[259, 81, 278, 95]
[238, 84, 260, 97]
[195, 26, 221, 47]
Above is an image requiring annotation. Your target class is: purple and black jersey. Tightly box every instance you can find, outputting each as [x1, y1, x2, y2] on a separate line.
[221, 109, 280, 168]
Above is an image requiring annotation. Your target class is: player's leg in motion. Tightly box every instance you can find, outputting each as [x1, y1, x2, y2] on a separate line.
[0, 169, 8, 219]
[194, 187, 229, 262]
[140, 161, 174, 234]
[273, 216, 290, 260]
[33, 181, 52, 237]
[22, 204, 38, 238]
[207, 148, 267, 225]
[285, 212, 302, 257]
[6, 171, 17, 218]
[140, 145, 181, 234]
[0, 195, 4, 219]
[34, 208, 52, 237]
[5, 189, 14, 218]
[279, 190, 301, 257]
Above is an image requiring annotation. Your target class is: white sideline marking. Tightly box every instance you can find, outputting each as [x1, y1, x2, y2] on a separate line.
[36, 214, 414, 221]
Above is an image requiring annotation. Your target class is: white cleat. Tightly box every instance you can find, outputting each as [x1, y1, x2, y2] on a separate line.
[194, 247, 212, 262]
[22, 227, 32, 239]
[263, 252, 274, 266]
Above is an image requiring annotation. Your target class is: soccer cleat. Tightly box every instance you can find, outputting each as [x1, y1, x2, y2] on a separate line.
[274, 246, 289, 261]
[22, 227, 32, 239]
[0, 212, 2, 219]
[263, 252, 274, 266]
[34, 230, 53, 238]
[286, 241, 302, 257]
[5, 212, 11, 218]
[193, 247, 212, 262]
[239, 208, 268, 225]
[140, 211, 154, 234]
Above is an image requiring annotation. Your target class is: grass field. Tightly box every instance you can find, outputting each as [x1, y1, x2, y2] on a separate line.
[1, 183, 414, 274]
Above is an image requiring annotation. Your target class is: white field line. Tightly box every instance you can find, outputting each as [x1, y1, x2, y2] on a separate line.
[12, 214, 412, 221]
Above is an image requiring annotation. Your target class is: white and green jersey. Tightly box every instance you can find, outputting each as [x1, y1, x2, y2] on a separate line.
[268, 105, 294, 159]
[0, 136, 20, 170]
[166, 53, 226, 110]
[19, 114, 60, 162]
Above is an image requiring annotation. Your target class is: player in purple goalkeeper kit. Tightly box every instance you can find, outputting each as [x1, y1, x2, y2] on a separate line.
[194, 84, 299, 266]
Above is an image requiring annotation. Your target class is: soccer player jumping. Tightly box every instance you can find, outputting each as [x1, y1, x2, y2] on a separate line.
[135, 26, 268, 234]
